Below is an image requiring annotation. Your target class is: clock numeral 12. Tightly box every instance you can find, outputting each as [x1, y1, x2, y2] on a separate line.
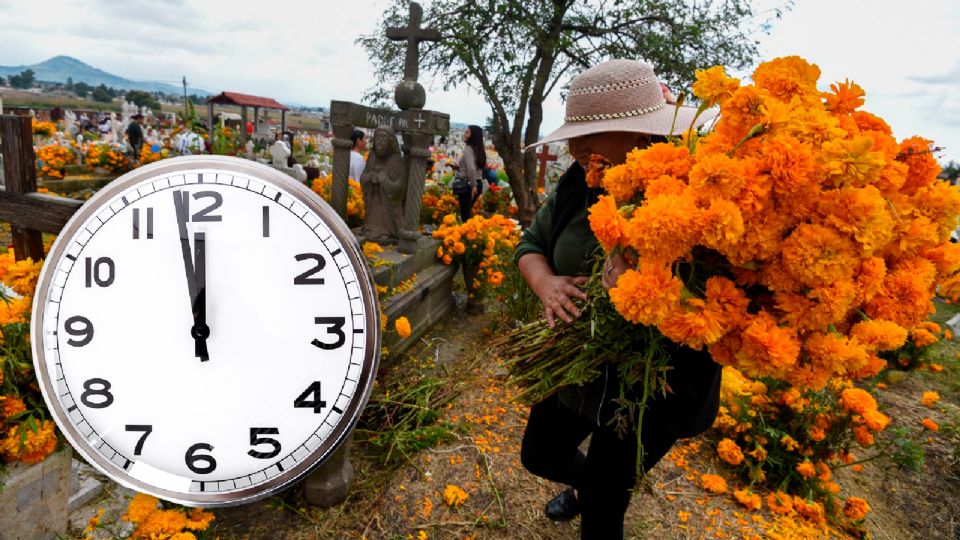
[85, 257, 115, 287]
[294, 381, 327, 413]
[132, 208, 153, 239]
[185, 443, 217, 474]
[248, 427, 281, 459]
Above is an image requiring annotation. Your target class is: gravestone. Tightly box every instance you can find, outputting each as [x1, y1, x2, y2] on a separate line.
[535, 144, 558, 189]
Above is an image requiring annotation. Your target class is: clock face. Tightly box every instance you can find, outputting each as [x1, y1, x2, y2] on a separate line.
[32, 156, 380, 506]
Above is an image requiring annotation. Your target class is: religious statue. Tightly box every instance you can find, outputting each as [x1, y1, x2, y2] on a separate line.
[269, 140, 291, 168]
[360, 125, 407, 244]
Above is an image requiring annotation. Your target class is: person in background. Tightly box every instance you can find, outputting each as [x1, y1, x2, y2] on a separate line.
[349, 129, 366, 181]
[515, 59, 720, 539]
[126, 114, 144, 161]
[453, 124, 486, 221]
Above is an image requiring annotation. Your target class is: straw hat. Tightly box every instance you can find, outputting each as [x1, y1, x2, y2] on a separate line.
[530, 59, 718, 147]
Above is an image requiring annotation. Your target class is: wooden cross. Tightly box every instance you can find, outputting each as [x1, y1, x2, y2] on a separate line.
[0, 115, 82, 261]
[535, 144, 558, 189]
[385, 2, 440, 83]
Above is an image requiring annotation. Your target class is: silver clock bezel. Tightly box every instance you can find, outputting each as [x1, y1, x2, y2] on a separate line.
[31, 155, 381, 507]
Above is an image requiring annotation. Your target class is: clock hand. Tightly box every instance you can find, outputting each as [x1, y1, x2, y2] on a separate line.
[192, 231, 209, 361]
[173, 191, 209, 362]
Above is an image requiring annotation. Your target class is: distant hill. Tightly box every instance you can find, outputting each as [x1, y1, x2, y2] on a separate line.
[0, 56, 210, 96]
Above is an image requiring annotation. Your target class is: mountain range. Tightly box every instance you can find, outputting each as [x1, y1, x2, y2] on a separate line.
[0, 56, 210, 96]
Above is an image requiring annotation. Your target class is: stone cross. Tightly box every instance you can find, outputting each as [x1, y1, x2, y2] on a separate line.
[386, 2, 440, 83]
[535, 144, 558, 189]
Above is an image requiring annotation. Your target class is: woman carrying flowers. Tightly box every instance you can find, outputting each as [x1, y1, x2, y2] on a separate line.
[514, 59, 721, 539]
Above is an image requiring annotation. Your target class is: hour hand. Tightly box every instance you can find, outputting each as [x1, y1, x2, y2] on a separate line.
[173, 191, 209, 362]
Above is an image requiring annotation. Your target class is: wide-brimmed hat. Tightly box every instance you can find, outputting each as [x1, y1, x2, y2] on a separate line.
[529, 59, 718, 148]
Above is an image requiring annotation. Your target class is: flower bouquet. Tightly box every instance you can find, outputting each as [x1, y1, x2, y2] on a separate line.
[503, 56, 960, 477]
[432, 213, 519, 294]
[311, 173, 365, 228]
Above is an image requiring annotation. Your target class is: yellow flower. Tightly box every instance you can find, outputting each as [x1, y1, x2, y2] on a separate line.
[443, 484, 469, 507]
[921, 391, 940, 408]
[692, 65, 740, 108]
[395, 317, 412, 339]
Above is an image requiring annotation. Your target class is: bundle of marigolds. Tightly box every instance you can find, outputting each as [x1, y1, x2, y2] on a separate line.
[432, 213, 518, 291]
[713, 366, 905, 531]
[86, 142, 131, 174]
[139, 143, 170, 167]
[504, 55, 960, 479]
[312, 174, 365, 228]
[83, 492, 215, 539]
[0, 247, 60, 471]
[36, 143, 77, 178]
[31, 120, 56, 138]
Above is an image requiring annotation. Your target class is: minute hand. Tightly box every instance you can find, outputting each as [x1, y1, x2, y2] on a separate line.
[173, 191, 209, 361]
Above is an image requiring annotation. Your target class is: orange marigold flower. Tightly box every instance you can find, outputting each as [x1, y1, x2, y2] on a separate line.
[1, 396, 26, 419]
[850, 320, 908, 352]
[733, 488, 762, 511]
[839, 387, 877, 415]
[588, 195, 628, 252]
[780, 434, 800, 452]
[700, 473, 728, 494]
[921, 391, 940, 408]
[692, 65, 740, 108]
[854, 424, 875, 446]
[897, 136, 941, 195]
[922, 418, 939, 432]
[609, 265, 683, 326]
[625, 191, 700, 262]
[823, 79, 865, 115]
[443, 484, 469, 507]
[585, 154, 610, 188]
[843, 497, 870, 521]
[818, 136, 887, 188]
[735, 312, 801, 377]
[780, 223, 858, 289]
[687, 153, 747, 204]
[766, 491, 794, 515]
[395, 317, 412, 339]
[795, 460, 816, 479]
[752, 56, 821, 104]
[717, 438, 744, 465]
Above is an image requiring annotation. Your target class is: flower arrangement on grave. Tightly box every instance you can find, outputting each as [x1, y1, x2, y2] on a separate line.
[31, 120, 56, 138]
[432, 213, 518, 291]
[86, 143, 131, 174]
[0, 245, 63, 470]
[502, 55, 960, 480]
[480, 183, 514, 216]
[138, 144, 169, 168]
[210, 124, 239, 156]
[311, 173, 365, 228]
[420, 185, 460, 226]
[35, 143, 77, 179]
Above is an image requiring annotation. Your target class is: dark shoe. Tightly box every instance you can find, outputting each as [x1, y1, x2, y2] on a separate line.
[544, 487, 579, 522]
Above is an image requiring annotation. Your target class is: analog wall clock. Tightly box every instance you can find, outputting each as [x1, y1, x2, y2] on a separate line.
[32, 155, 380, 506]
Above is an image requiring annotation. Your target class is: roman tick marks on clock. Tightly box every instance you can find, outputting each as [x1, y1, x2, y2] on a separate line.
[33, 158, 380, 506]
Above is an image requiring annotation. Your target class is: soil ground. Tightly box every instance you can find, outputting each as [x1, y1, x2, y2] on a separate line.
[68, 298, 960, 540]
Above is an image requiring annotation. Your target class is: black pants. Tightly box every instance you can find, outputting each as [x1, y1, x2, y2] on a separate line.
[457, 180, 482, 222]
[521, 392, 680, 540]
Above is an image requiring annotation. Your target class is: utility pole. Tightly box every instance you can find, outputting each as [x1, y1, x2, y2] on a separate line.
[182, 76, 188, 119]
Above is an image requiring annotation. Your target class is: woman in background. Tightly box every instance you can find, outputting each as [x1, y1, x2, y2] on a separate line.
[454, 124, 486, 221]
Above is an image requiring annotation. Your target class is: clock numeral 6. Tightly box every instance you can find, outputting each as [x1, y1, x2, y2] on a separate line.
[294, 253, 326, 285]
[65, 315, 94, 347]
[125, 424, 153, 455]
[248, 427, 282, 459]
[80, 378, 113, 409]
[85, 257, 115, 288]
[311, 317, 345, 350]
[293, 381, 327, 413]
[185, 443, 217, 474]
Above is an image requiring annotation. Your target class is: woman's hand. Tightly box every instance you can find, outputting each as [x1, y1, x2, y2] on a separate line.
[602, 251, 629, 291]
[532, 274, 588, 328]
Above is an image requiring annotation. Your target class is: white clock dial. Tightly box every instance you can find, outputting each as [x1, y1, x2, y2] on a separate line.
[32, 157, 380, 506]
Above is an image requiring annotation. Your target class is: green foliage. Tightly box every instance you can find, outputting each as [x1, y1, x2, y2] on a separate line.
[125, 90, 161, 112]
[91, 84, 114, 103]
[497, 262, 541, 325]
[8, 69, 35, 89]
[73, 81, 92, 98]
[886, 426, 925, 472]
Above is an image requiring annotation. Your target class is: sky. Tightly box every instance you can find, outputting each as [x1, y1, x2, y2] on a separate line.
[0, 0, 958, 161]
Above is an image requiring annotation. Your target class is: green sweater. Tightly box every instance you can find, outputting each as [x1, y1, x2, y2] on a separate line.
[514, 185, 599, 277]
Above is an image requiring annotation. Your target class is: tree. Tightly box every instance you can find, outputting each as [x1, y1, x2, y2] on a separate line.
[942, 160, 960, 183]
[125, 90, 161, 112]
[74, 81, 92, 98]
[361, 0, 769, 224]
[0, 76, 5, 86]
[92, 84, 114, 103]
[9, 68, 35, 89]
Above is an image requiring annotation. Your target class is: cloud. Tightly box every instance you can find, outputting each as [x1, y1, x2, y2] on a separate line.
[907, 61, 960, 85]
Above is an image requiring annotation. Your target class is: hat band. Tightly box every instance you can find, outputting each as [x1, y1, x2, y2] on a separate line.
[565, 100, 666, 123]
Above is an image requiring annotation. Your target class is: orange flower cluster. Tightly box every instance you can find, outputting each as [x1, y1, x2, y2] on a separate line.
[713, 366, 888, 526]
[138, 144, 169, 167]
[591, 56, 960, 390]
[421, 186, 460, 225]
[36, 144, 77, 178]
[86, 143, 130, 173]
[311, 174, 365, 228]
[120, 493, 215, 539]
[31, 120, 56, 137]
[432, 213, 518, 290]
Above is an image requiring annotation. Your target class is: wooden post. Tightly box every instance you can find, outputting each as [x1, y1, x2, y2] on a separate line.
[281, 109, 287, 135]
[1, 115, 44, 261]
[253, 107, 259, 136]
[240, 106, 249, 144]
[207, 102, 214, 141]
